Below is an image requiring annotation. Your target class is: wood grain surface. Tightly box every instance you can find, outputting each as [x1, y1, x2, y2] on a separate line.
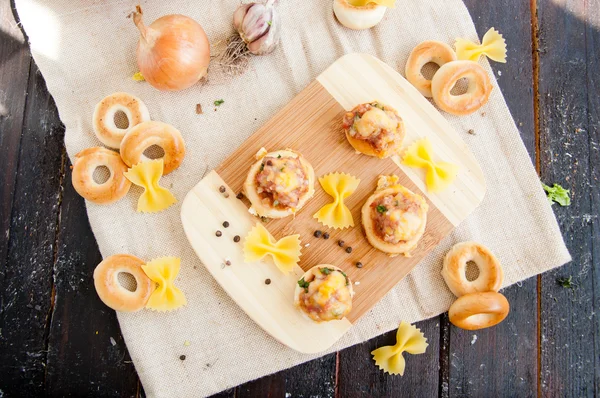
[2, 0, 599, 396]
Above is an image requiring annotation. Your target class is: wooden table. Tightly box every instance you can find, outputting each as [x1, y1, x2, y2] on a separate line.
[1, 0, 598, 396]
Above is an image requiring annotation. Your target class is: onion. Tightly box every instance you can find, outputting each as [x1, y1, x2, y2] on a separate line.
[132, 6, 210, 91]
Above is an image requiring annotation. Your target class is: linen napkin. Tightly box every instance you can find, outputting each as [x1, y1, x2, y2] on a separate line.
[15, 0, 570, 396]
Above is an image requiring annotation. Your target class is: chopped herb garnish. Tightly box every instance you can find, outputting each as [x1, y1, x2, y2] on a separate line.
[341, 271, 349, 286]
[277, 154, 282, 158]
[272, 200, 279, 206]
[371, 102, 384, 110]
[214, 99, 225, 106]
[298, 277, 310, 292]
[267, 20, 272, 26]
[259, 163, 265, 171]
[376, 205, 387, 214]
[320, 267, 334, 275]
[395, 200, 400, 206]
[354, 114, 360, 122]
[557, 276, 575, 289]
[280, 167, 285, 172]
[543, 183, 571, 206]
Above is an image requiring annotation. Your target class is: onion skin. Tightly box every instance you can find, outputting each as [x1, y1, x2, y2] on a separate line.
[133, 7, 210, 91]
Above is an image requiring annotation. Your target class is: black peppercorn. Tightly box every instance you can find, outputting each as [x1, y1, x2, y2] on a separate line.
[215, 231, 222, 237]
[266, 160, 273, 166]
[356, 261, 363, 268]
[323, 232, 330, 240]
[314, 230, 322, 238]
[180, 355, 186, 361]
[223, 221, 230, 228]
[265, 279, 271, 285]
[233, 235, 240, 242]
[345, 246, 353, 253]
[236, 192, 244, 200]
[219, 186, 226, 193]
[338, 240, 345, 247]
[225, 260, 231, 266]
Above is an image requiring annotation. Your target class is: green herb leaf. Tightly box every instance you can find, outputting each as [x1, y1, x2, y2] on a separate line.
[376, 205, 387, 214]
[542, 183, 571, 206]
[341, 271, 349, 286]
[557, 276, 575, 289]
[280, 167, 285, 172]
[277, 154, 282, 158]
[371, 102, 384, 110]
[259, 163, 264, 172]
[320, 267, 334, 275]
[267, 20, 272, 26]
[298, 277, 310, 292]
[214, 99, 225, 106]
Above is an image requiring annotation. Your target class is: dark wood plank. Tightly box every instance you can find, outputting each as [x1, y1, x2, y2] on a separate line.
[45, 161, 141, 396]
[0, 0, 31, 298]
[235, 353, 336, 397]
[338, 319, 441, 397]
[447, 1, 539, 397]
[0, 60, 63, 395]
[537, 0, 600, 396]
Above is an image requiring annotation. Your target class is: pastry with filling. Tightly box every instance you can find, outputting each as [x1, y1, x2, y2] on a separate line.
[243, 149, 315, 219]
[362, 176, 428, 256]
[294, 265, 354, 322]
[342, 101, 405, 158]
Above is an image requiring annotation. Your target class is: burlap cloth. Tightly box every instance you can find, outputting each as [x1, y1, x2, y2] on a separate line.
[16, 0, 570, 396]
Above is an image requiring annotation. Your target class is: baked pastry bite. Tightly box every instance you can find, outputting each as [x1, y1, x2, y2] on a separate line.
[362, 176, 428, 256]
[342, 102, 405, 158]
[243, 148, 315, 219]
[294, 265, 354, 322]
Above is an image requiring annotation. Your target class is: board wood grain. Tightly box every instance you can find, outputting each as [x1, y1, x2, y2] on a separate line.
[181, 54, 486, 353]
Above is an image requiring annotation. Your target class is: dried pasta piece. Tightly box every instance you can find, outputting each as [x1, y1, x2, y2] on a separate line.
[313, 172, 361, 229]
[402, 138, 459, 193]
[347, 0, 396, 8]
[455, 27, 507, 63]
[123, 159, 176, 213]
[141, 257, 187, 311]
[371, 321, 428, 376]
[243, 223, 302, 274]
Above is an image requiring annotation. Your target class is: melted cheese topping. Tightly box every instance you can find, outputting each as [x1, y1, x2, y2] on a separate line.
[386, 207, 423, 241]
[354, 107, 397, 137]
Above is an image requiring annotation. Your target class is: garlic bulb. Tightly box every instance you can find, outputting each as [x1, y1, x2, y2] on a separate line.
[333, 0, 388, 30]
[233, 0, 281, 55]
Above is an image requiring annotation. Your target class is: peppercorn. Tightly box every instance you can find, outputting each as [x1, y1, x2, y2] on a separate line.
[323, 232, 330, 240]
[236, 192, 244, 200]
[266, 160, 273, 166]
[314, 230, 322, 238]
[265, 279, 271, 285]
[223, 221, 230, 228]
[215, 231, 222, 237]
[338, 240, 345, 247]
[233, 235, 241, 242]
[356, 261, 363, 268]
[225, 260, 231, 266]
[345, 246, 353, 253]
[219, 186, 226, 193]
[180, 355, 186, 361]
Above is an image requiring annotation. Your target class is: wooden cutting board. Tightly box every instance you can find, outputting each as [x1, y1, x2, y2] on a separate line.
[181, 53, 486, 354]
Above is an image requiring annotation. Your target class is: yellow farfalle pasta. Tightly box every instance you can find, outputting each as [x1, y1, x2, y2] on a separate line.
[141, 257, 187, 311]
[313, 172, 360, 229]
[123, 159, 176, 213]
[243, 223, 302, 275]
[402, 138, 459, 193]
[371, 321, 428, 376]
[348, 0, 395, 8]
[455, 27, 507, 63]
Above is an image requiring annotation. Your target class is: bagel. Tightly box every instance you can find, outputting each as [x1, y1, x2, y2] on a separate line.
[342, 102, 405, 159]
[361, 176, 428, 256]
[431, 60, 492, 116]
[93, 254, 155, 312]
[294, 264, 354, 322]
[243, 149, 315, 219]
[72, 147, 132, 204]
[442, 241, 504, 297]
[405, 41, 458, 97]
[119, 121, 186, 175]
[92, 92, 150, 148]
[332, 0, 387, 30]
[448, 291, 510, 330]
